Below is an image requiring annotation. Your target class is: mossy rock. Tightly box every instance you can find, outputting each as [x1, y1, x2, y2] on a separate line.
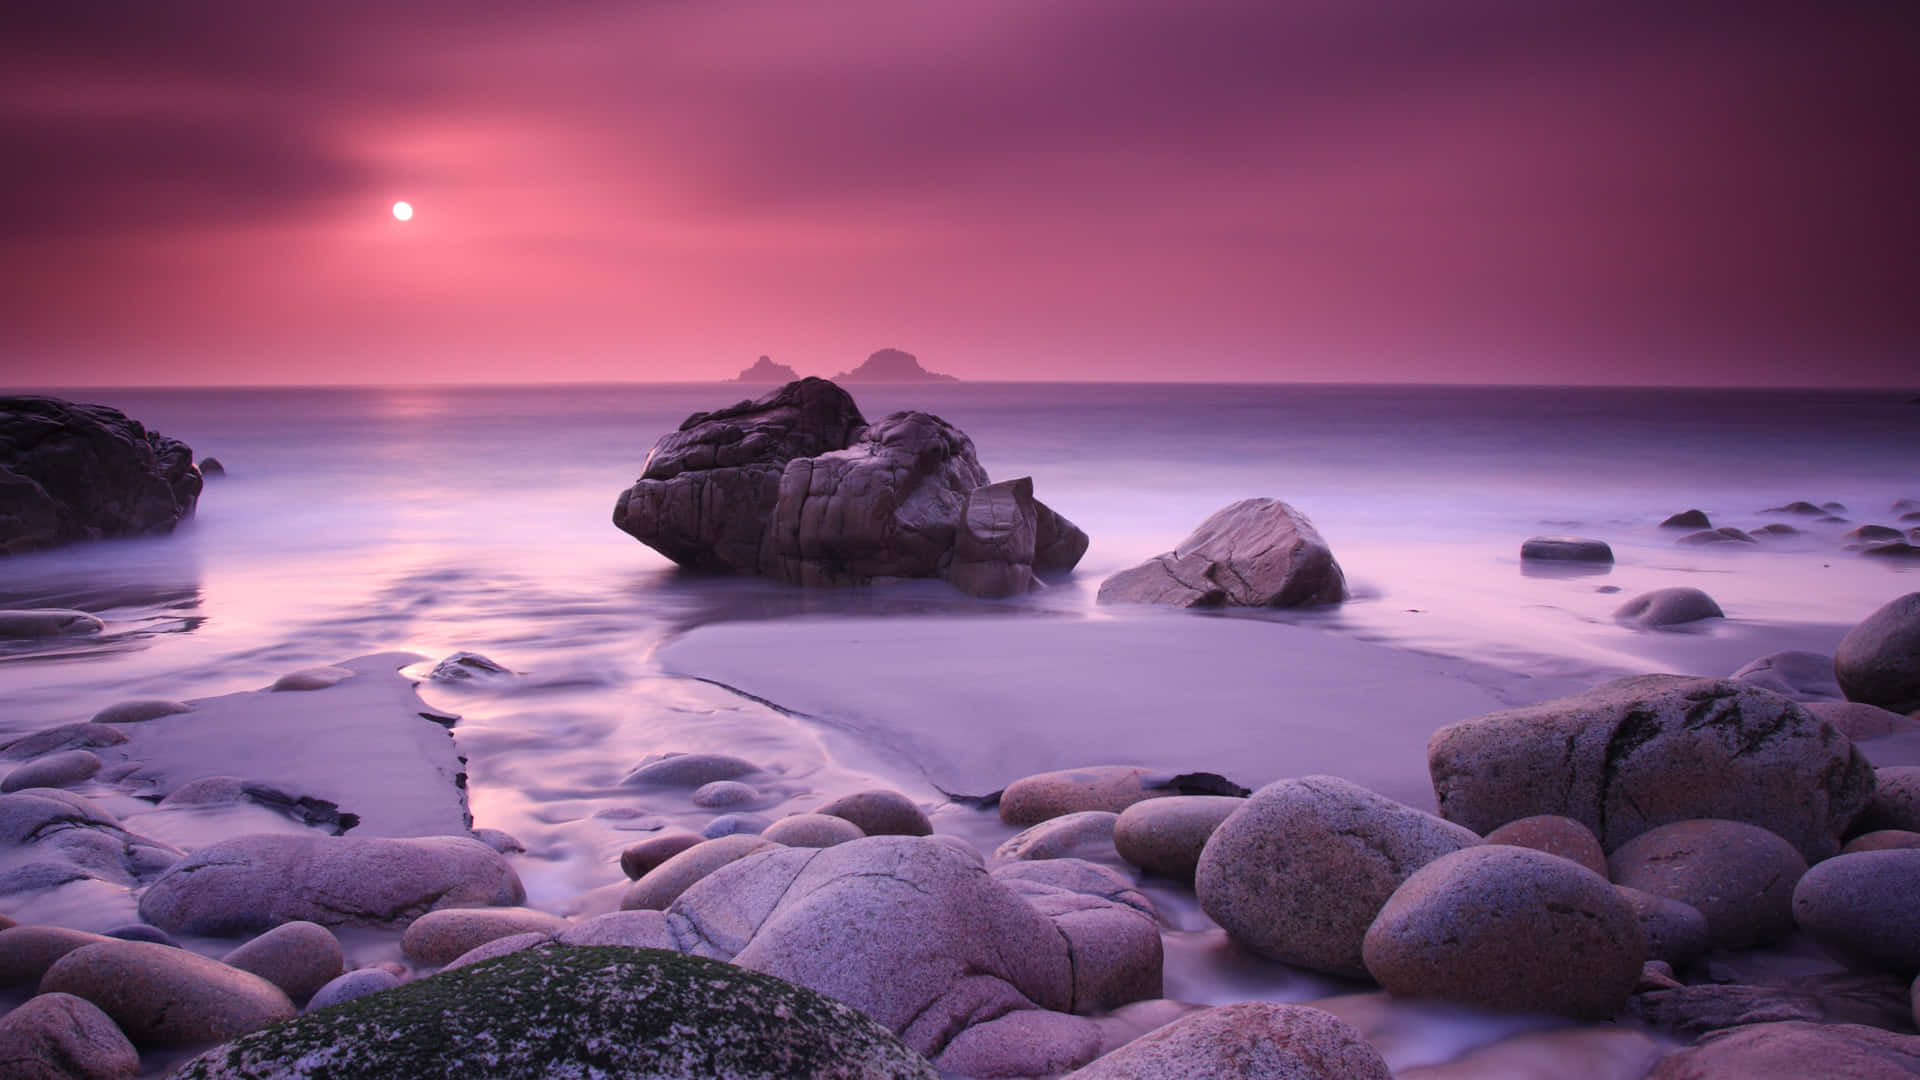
[172, 945, 940, 1079]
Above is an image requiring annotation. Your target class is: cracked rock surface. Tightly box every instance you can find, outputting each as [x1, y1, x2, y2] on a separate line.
[1098, 498, 1345, 608]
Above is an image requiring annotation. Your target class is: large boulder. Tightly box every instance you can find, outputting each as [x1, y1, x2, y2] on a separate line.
[1098, 499, 1345, 608]
[1193, 776, 1478, 977]
[665, 836, 1072, 1057]
[612, 380, 1085, 594]
[0, 396, 202, 556]
[171, 946, 940, 1079]
[137, 834, 525, 935]
[1363, 846, 1644, 1019]
[1427, 675, 1874, 860]
[1835, 593, 1920, 714]
[613, 377, 866, 572]
[1065, 1001, 1391, 1080]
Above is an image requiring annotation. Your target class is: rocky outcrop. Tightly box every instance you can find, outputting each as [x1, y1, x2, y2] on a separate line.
[172, 946, 940, 1080]
[612, 379, 1084, 595]
[731, 355, 802, 383]
[1427, 675, 1875, 860]
[1098, 499, 1345, 608]
[1, 396, 202, 556]
[832, 348, 958, 383]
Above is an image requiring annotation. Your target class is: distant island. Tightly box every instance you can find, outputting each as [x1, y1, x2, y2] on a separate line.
[833, 348, 958, 384]
[731, 355, 802, 383]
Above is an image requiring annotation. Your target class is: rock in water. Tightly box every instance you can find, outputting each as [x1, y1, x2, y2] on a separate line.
[1427, 675, 1874, 860]
[1834, 593, 1920, 715]
[1614, 587, 1724, 628]
[138, 833, 525, 935]
[732, 355, 802, 383]
[0, 396, 202, 555]
[832, 347, 958, 383]
[1098, 498, 1345, 608]
[612, 379, 1085, 594]
[171, 946, 940, 1080]
[1520, 536, 1613, 562]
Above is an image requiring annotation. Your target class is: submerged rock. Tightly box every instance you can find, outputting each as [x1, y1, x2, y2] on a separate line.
[1660, 510, 1711, 529]
[1730, 650, 1843, 701]
[0, 396, 202, 556]
[1427, 675, 1873, 860]
[1098, 499, 1345, 608]
[0, 609, 104, 638]
[1614, 587, 1724, 628]
[612, 378, 1084, 596]
[172, 946, 940, 1079]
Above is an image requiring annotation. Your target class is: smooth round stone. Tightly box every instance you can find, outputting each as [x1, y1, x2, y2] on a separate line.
[622, 752, 758, 788]
[1364, 846, 1644, 1020]
[1, 749, 103, 793]
[554, 909, 676, 949]
[0, 991, 139, 1080]
[1859, 766, 1920, 832]
[0, 722, 128, 759]
[1729, 650, 1843, 702]
[1000, 765, 1168, 827]
[1617, 886, 1711, 968]
[814, 789, 932, 836]
[1609, 820, 1807, 949]
[1614, 587, 1724, 628]
[1792, 849, 1920, 973]
[1194, 775, 1478, 977]
[1834, 592, 1920, 714]
[1846, 524, 1906, 543]
[104, 923, 179, 947]
[1482, 814, 1607, 877]
[40, 939, 296, 1046]
[701, 813, 770, 838]
[1068, 1001, 1391, 1080]
[306, 968, 401, 1012]
[426, 651, 510, 682]
[1113, 795, 1243, 880]
[222, 921, 344, 1002]
[934, 1009, 1103, 1078]
[1646, 1021, 1920, 1079]
[1660, 510, 1711, 529]
[198, 456, 225, 476]
[0, 925, 115, 986]
[619, 831, 705, 880]
[761, 813, 865, 848]
[1520, 536, 1613, 562]
[91, 699, 192, 725]
[269, 666, 355, 692]
[1808, 700, 1920, 740]
[1843, 830, 1920, 854]
[1678, 526, 1757, 545]
[400, 906, 570, 966]
[690, 779, 759, 808]
[996, 811, 1120, 862]
[442, 931, 551, 971]
[619, 834, 774, 911]
[470, 827, 524, 853]
[0, 610, 104, 638]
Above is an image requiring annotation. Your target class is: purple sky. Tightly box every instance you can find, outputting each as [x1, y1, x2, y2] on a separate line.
[3, 2, 1916, 385]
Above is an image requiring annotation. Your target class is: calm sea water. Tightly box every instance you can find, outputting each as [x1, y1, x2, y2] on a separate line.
[3, 382, 1917, 1063]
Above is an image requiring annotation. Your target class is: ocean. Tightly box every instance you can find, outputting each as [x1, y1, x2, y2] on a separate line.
[2, 381, 1917, 1067]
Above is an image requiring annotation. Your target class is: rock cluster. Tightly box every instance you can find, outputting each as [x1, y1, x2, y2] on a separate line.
[612, 378, 1085, 597]
[1, 395, 202, 555]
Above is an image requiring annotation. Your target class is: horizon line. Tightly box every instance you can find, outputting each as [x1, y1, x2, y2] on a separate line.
[6, 377, 1919, 394]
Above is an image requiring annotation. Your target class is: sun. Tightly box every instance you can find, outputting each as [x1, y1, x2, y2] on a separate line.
[392, 201, 414, 222]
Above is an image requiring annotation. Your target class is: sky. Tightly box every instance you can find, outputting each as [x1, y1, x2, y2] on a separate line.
[2, 1, 1916, 387]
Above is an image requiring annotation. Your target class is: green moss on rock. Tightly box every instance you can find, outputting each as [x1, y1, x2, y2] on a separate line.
[171, 946, 940, 1080]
